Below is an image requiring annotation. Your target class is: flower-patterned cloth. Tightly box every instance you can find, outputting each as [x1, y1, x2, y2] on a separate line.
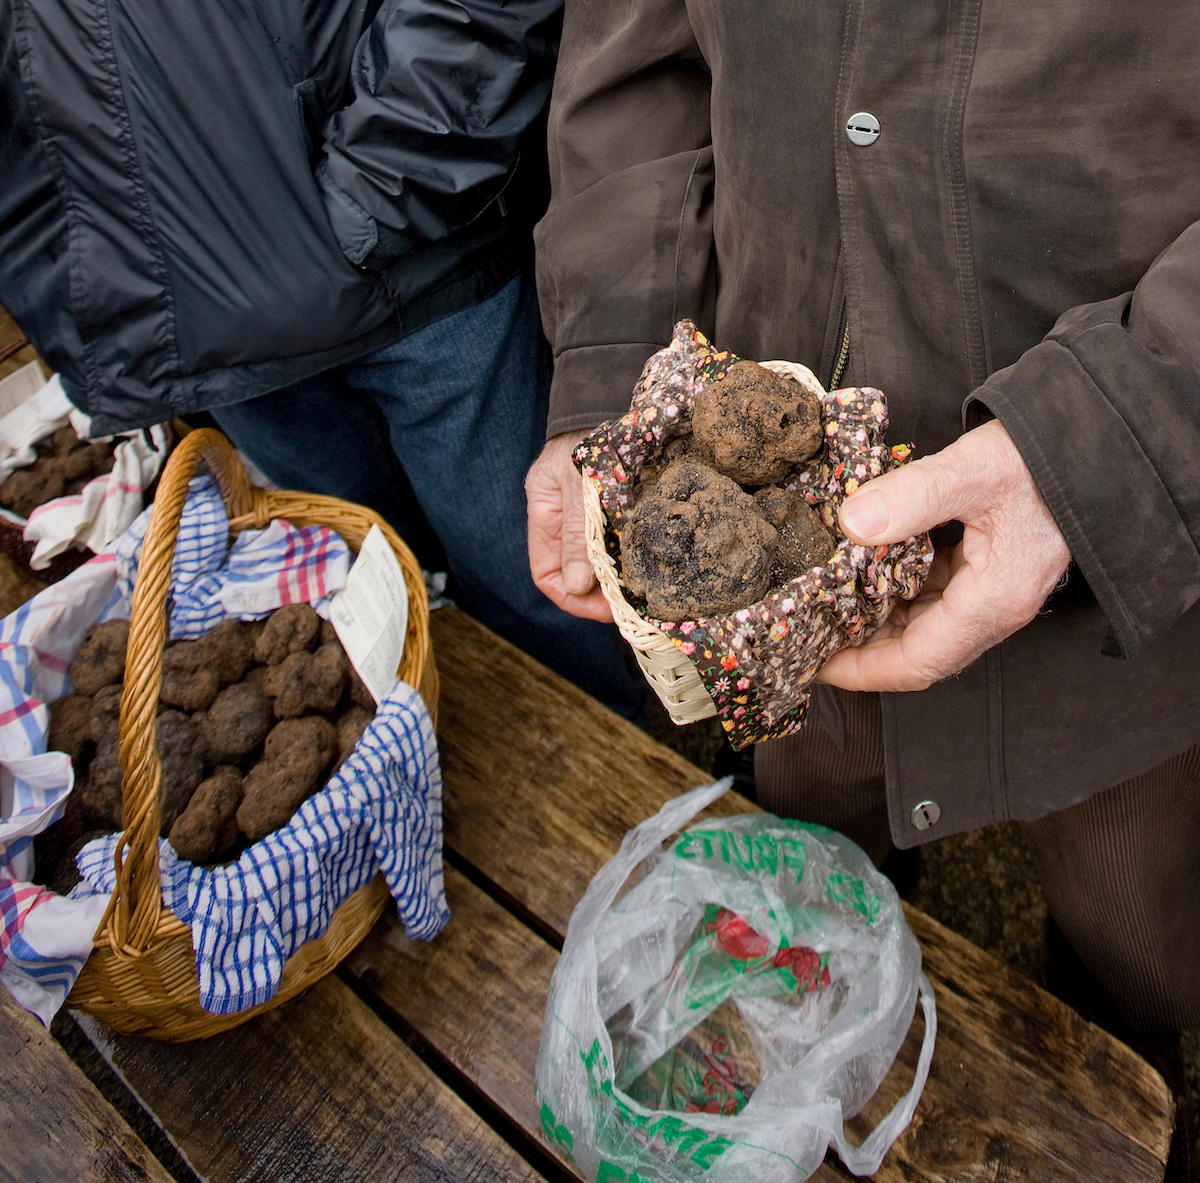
[574, 321, 934, 748]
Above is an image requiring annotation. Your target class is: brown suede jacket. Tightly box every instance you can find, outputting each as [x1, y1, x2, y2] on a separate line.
[534, 0, 1200, 845]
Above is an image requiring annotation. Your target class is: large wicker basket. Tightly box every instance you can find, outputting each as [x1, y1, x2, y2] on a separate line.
[581, 359, 819, 726]
[66, 427, 438, 1041]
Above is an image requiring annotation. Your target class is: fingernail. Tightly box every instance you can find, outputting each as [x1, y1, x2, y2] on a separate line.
[840, 489, 889, 540]
[565, 561, 594, 595]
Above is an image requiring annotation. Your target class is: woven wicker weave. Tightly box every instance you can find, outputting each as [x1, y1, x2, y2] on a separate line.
[65, 427, 438, 1041]
[582, 359, 822, 726]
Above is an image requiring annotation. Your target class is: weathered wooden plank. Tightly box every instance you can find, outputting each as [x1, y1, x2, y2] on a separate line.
[345, 865, 565, 1170]
[904, 907, 1170, 1167]
[848, 907, 1171, 1182]
[430, 607, 747, 936]
[0, 986, 174, 1183]
[348, 865, 1169, 1183]
[427, 607, 1172, 1182]
[74, 971, 550, 1183]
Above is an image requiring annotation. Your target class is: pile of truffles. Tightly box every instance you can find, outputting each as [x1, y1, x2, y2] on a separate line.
[620, 360, 835, 620]
[34, 604, 376, 894]
[0, 424, 117, 519]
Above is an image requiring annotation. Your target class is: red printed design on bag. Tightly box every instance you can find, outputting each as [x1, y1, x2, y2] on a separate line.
[688, 1034, 751, 1115]
[704, 907, 769, 961]
[772, 945, 832, 994]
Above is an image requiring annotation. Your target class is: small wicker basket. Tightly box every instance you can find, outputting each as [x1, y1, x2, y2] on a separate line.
[583, 473, 715, 725]
[581, 359, 822, 726]
[65, 427, 438, 1041]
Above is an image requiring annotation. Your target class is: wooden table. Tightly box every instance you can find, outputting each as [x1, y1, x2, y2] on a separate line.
[6, 606, 1173, 1182]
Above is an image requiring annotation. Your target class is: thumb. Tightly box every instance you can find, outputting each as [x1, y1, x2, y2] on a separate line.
[839, 421, 1020, 544]
[553, 431, 598, 595]
[561, 501, 596, 597]
[838, 442, 982, 545]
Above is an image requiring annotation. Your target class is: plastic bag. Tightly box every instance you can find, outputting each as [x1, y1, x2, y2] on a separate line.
[536, 781, 936, 1181]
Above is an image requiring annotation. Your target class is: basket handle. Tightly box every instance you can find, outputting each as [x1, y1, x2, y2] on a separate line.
[104, 429, 261, 954]
[0, 335, 30, 367]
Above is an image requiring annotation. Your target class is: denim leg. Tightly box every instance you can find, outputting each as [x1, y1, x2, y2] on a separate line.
[209, 371, 448, 572]
[340, 272, 646, 721]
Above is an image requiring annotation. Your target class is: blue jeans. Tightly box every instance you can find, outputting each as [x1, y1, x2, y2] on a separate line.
[211, 272, 646, 721]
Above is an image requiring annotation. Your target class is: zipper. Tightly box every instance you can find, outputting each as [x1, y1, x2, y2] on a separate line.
[828, 305, 850, 390]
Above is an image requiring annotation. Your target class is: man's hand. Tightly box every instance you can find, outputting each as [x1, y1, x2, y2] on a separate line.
[817, 419, 1071, 692]
[525, 428, 614, 622]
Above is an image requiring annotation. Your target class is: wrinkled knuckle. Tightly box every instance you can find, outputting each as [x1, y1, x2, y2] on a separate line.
[910, 458, 956, 522]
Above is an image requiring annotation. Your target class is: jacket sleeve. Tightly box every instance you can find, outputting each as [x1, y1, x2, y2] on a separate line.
[969, 219, 1200, 659]
[317, 0, 562, 268]
[534, 0, 716, 437]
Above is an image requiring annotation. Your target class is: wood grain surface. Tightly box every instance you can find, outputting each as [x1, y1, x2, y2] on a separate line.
[74, 971, 549, 1183]
[345, 866, 558, 1159]
[0, 305, 43, 384]
[56, 605, 1171, 1183]
[426, 606, 1173, 1182]
[0, 986, 174, 1183]
[430, 608, 748, 937]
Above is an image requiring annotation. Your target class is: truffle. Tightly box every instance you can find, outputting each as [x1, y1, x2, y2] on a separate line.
[89, 683, 124, 749]
[0, 465, 65, 519]
[75, 736, 124, 830]
[51, 606, 364, 868]
[47, 827, 110, 896]
[203, 618, 259, 688]
[692, 360, 823, 486]
[159, 639, 222, 712]
[71, 619, 129, 696]
[240, 665, 268, 694]
[197, 680, 274, 766]
[335, 705, 375, 770]
[61, 439, 116, 487]
[753, 487, 836, 582]
[32, 790, 99, 893]
[262, 643, 349, 718]
[253, 603, 321, 666]
[236, 717, 338, 841]
[155, 710, 204, 835]
[48, 694, 95, 768]
[621, 462, 777, 619]
[348, 667, 375, 711]
[0, 425, 116, 518]
[168, 766, 243, 864]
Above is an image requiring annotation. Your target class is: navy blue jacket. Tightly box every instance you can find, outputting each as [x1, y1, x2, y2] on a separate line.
[0, 0, 561, 434]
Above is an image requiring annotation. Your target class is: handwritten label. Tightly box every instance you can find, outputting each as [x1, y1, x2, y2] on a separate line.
[329, 524, 408, 704]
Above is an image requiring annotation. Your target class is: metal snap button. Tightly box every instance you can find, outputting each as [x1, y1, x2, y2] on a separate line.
[910, 800, 941, 830]
[846, 111, 881, 146]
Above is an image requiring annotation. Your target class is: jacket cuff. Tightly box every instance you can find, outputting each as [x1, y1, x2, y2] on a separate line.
[968, 298, 1200, 657]
[545, 341, 662, 439]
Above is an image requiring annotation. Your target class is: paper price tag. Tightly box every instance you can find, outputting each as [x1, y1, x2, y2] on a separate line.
[329, 525, 409, 704]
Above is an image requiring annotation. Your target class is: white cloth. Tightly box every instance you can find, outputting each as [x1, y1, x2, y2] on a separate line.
[0, 372, 169, 568]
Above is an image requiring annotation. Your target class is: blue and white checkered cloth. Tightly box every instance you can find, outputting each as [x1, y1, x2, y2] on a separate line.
[0, 476, 449, 1022]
